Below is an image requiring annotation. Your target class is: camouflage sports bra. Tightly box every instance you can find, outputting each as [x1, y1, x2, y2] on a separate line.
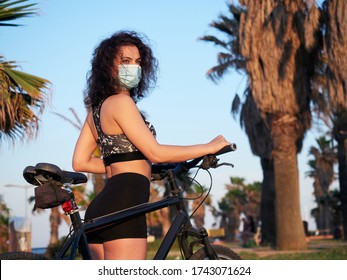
[93, 100, 156, 166]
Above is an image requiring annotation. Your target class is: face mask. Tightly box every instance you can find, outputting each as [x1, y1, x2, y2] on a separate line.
[118, 64, 142, 89]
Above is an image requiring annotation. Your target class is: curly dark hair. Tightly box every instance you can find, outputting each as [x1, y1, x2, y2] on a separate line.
[84, 30, 158, 108]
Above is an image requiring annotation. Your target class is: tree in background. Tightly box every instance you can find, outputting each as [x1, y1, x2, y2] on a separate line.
[0, 195, 10, 253]
[328, 189, 343, 239]
[0, 0, 51, 146]
[306, 136, 337, 235]
[216, 177, 261, 242]
[200, 4, 276, 246]
[0, 0, 51, 252]
[201, 0, 322, 250]
[236, 0, 321, 251]
[321, 0, 347, 240]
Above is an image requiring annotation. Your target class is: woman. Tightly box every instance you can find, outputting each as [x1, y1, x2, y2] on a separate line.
[72, 30, 230, 260]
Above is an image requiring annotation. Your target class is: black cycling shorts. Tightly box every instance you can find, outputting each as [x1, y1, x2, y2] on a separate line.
[84, 172, 150, 243]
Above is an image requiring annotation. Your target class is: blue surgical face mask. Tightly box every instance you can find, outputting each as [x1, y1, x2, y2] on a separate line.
[118, 64, 142, 89]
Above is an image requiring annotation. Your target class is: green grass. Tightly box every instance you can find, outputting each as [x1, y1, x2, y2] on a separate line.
[147, 239, 184, 259]
[239, 247, 347, 260]
[146, 238, 347, 260]
[237, 239, 347, 260]
[238, 246, 347, 260]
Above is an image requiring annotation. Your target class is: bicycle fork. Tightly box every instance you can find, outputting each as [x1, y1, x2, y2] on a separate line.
[178, 224, 219, 259]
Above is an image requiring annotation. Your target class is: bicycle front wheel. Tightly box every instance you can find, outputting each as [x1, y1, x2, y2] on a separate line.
[189, 245, 241, 260]
[0, 252, 49, 260]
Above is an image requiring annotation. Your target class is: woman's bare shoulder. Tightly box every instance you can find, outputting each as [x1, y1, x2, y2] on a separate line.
[104, 94, 138, 115]
[106, 93, 134, 104]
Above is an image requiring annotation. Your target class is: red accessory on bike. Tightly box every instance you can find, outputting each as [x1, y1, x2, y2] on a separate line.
[62, 200, 74, 212]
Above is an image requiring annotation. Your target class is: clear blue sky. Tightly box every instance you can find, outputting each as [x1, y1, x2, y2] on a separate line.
[0, 0, 322, 247]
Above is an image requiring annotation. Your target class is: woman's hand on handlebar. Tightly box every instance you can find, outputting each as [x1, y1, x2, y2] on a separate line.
[151, 139, 237, 180]
[208, 135, 231, 155]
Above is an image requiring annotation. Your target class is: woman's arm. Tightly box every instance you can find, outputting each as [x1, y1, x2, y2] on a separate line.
[72, 113, 106, 174]
[107, 94, 231, 163]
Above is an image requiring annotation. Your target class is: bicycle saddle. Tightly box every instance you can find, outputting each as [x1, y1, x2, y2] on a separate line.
[23, 162, 88, 186]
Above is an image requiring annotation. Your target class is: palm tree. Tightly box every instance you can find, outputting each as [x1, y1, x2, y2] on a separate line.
[202, 0, 321, 250]
[236, 89, 276, 246]
[238, 0, 323, 250]
[306, 136, 337, 234]
[322, 0, 347, 240]
[0, 0, 51, 146]
[328, 189, 343, 239]
[217, 177, 261, 242]
[0, 195, 10, 253]
[200, 4, 276, 246]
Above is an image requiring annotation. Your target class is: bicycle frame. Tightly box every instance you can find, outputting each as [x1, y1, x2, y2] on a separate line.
[55, 170, 216, 260]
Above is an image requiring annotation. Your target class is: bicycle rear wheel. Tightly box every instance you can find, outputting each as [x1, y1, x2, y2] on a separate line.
[189, 245, 241, 260]
[0, 252, 49, 260]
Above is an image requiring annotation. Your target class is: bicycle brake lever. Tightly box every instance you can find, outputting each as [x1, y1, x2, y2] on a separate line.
[215, 162, 235, 168]
[200, 155, 219, 169]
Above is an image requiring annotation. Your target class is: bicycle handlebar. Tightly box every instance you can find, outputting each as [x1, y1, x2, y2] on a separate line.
[151, 143, 237, 180]
[214, 143, 237, 155]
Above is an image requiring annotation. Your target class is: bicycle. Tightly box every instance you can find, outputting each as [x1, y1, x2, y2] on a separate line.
[0, 144, 241, 260]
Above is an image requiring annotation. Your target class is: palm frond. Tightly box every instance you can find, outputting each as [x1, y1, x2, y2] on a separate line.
[200, 2, 245, 83]
[231, 94, 241, 118]
[3, 66, 50, 98]
[199, 35, 229, 49]
[0, 0, 37, 26]
[0, 57, 51, 143]
[210, 19, 234, 36]
[324, 0, 347, 110]
[68, 108, 83, 128]
[206, 54, 244, 82]
[52, 111, 82, 131]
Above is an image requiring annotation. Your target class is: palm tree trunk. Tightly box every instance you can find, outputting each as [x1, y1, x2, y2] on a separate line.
[0, 224, 9, 253]
[260, 157, 276, 246]
[319, 202, 326, 234]
[322, 200, 331, 235]
[49, 207, 60, 246]
[93, 173, 105, 196]
[228, 212, 240, 242]
[272, 119, 307, 250]
[335, 133, 347, 240]
[219, 214, 231, 241]
[192, 197, 205, 228]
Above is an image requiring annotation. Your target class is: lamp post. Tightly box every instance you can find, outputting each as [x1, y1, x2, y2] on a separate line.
[4, 184, 31, 218]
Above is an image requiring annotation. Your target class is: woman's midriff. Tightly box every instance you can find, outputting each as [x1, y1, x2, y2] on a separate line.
[106, 159, 152, 180]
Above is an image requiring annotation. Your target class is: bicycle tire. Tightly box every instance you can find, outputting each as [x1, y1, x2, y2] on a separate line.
[189, 245, 241, 260]
[0, 252, 49, 260]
